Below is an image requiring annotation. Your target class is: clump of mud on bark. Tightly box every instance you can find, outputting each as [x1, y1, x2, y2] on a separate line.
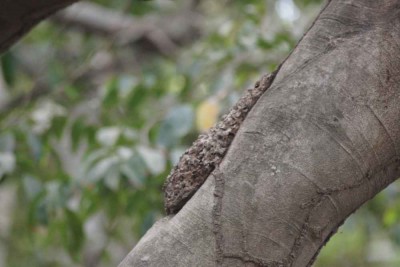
[163, 71, 277, 214]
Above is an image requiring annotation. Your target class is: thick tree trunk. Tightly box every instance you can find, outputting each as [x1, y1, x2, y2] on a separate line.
[119, 0, 400, 266]
[0, 0, 78, 54]
[1, 0, 399, 266]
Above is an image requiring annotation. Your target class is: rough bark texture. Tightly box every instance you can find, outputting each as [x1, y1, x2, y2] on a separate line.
[119, 0, 400, 266]
[164, 72, 277, 214]
[0, 0, 78, 54]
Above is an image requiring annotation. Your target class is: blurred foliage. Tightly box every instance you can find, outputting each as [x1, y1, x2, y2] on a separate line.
[0, 0, 399, 266]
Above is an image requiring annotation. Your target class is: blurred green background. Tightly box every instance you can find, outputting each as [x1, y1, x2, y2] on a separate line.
[0, 0, 399, 266]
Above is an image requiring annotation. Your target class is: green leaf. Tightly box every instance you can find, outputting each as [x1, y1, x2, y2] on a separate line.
[1, 51, 16, 86]
[96, 127, 121, 147]
[137, 146, 166, 175]
[49, 116, 67, 139]
[64, 85, 81, 101]
[87, 156, 118, 183]
[23, 175, 43, 200]
[64, 209, 84, 259]
[0, 132, 15, 152]
[384, 207, 398, 227]
[103, 78, 119, 108]
[120, 154, 147, 187]
[127, 84, 147, 113]
[140, 212, 156, 236]
[104, 166, 120, 191]
[157, 105, 194, 147]
[27, 132, 42, 161]
[71, 118, 86, 151]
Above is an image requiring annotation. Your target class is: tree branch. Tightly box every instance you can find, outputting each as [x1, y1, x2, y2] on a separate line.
[119, 0, 400, 266]
[0, 0, 78, 54]
[51, 2, 202, 57]
[0, 2, 203, 115]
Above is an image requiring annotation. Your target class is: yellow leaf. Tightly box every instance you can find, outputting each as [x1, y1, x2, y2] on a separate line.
[196, 98, 220, 132]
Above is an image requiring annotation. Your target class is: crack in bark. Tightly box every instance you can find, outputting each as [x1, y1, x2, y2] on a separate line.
[225, 104, 398, 266]
[224, 252, 283, 267]
[212, 168, 225, 265]
[366, 104, 399, 158]
[212, 158, 399, 267]
[287, 155, 400, 266]
[212, 169, 283, 266]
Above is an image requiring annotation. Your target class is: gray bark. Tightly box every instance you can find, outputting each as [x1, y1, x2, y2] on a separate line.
[0, 0, 399, 266]
[119, 0, 400, 266]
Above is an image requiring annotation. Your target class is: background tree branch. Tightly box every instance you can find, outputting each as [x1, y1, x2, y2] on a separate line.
[0, 1, 202, 116]
[0, 0, 78, 54]
[51, 1, 202, 57]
